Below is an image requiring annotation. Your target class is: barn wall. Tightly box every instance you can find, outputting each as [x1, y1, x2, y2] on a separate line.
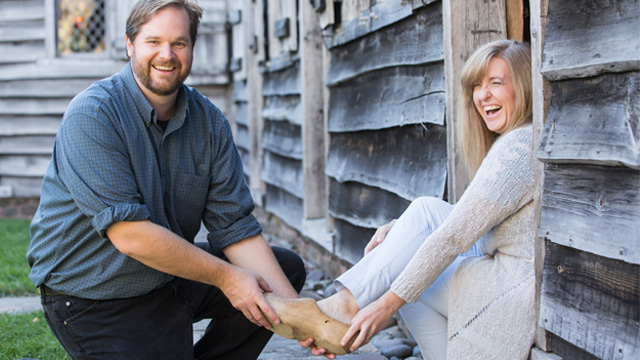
[536, 0, 640, 358]
[0, 0, 230, 213]
[323, 0, 447, 263]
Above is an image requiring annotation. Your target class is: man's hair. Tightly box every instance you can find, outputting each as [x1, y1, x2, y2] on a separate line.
[126, 0, 204, 46]
[458, 39, 532, 177]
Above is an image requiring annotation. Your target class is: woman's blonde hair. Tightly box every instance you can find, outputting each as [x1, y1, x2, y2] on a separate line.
[458, 39, 532, 177]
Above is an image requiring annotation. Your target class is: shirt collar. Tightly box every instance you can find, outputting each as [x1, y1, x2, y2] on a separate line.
[120, 63, 188, 129]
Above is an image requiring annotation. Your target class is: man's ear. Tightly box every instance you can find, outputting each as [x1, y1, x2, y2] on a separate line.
[125, 35, 133, 58]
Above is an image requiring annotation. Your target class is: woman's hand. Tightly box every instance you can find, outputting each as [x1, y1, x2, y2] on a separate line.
[340, 291, 405, 353]
[364, 220, 397, 256]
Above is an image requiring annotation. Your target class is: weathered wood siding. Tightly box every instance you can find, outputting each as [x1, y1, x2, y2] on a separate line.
[0, 0, 230, 203]
[325, 0, 445, 263]
[537, 0, 640, 358]
[261, 59, 305, 229]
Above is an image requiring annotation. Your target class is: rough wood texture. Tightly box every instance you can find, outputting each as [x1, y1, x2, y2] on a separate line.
[0, 135, 53, 155]
[539, 164, 640, 265]
[264, 183, 303, 231]
[537, 72, 640, 169]
[261, 119, 302, 160]
[261, 151, 303, 198]
[0, 40, 45, 64]
[0, 155, 49, 177]
[0, 78, 96, 97]
[234, 123, 250, 152]
[0, 0, 44, 22]
[506, 0, 524, 41]
[261, 95, 302, 125]
[327, 0, 439, 49]
[540, 241, 639, 360]
[541, 0, 640, 81]
[0, 176, 43, 198]
[234, 102, 249, 127]
[326, 124, 447, 201]
[333, 218, 376, 264]
[547, 333, 601, 360]
[0, 61, 125, 81]
[262, 61, 301, 96]
[328, 64, 445, 132]
[0, 98, 69, 115]
[326, 2, 443, 86]
[443, 0, 507, 203]
[0, 115, 60, 135]
[328, 177, 410, 229]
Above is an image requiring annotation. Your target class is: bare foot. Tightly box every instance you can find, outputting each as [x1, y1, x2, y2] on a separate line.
[317, 289, 360, 325]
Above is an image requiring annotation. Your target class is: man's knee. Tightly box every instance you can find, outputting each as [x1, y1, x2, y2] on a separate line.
[272, 247, 306, 293]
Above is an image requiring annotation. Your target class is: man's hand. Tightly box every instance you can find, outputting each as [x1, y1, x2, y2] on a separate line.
[298, 338, 337, 359]
[218, 264, 279, 329]
[364, 220, 397, 256]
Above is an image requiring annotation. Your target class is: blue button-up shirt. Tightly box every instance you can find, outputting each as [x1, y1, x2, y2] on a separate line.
[28, 63, 261, 299]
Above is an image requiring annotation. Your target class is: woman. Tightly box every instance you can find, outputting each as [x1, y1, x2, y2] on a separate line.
[270, 39, 537, 359]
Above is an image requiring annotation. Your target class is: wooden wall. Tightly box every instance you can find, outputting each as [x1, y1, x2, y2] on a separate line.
[536, 0, 640, 358]
[0, 0, 230, 203]
[325, 0, 446, 263]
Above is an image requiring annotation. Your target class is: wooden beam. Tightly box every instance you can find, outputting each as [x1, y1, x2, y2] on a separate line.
[442, 0, 507, 203]
[506, 0, 524, 41]
[539, 164, 640, 265]
[540, 241, 639, 359]
[299, 0, 326, 219]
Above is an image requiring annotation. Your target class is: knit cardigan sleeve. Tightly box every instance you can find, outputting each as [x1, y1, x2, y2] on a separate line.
[390, 125, 535, 303]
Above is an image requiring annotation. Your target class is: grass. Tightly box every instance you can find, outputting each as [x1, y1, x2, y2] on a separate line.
[0, 310, 71, 360]
[0, 218, 37, 296]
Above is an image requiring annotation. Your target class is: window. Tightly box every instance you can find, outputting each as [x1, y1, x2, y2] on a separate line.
[57, 0, 105, 55]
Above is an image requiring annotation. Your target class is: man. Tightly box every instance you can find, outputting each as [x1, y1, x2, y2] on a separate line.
[27, 1, 305, 359]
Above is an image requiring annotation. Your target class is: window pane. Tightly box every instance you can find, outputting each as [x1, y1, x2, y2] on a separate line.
[57, 0, 105, 55]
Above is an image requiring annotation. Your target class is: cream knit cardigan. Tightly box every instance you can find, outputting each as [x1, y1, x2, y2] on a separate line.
[391, 124, 537, 359]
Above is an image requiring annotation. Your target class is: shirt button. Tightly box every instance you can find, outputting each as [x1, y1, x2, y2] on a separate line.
[64, 321, 68, 325]
[66, 301, 71, 307]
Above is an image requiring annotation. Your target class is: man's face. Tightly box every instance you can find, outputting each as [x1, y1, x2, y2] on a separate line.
[126, 6, 193, 98]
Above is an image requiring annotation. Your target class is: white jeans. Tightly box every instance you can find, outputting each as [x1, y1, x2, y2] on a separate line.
[335, 197, 481, 360]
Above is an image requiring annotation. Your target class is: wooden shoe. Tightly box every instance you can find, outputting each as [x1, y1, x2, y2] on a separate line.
[263, 292, 356, 355]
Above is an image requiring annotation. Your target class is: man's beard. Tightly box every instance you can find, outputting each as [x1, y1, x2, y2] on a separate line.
[131, 56, 191, 96]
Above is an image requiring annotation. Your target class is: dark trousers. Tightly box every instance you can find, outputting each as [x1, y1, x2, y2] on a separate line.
[41, 246, 306, 360]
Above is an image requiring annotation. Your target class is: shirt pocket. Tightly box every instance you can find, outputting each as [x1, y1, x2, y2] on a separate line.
[174, 174, 210, 239]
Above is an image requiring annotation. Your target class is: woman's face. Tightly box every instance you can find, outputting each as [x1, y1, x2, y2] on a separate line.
[472, 57, 516, 135]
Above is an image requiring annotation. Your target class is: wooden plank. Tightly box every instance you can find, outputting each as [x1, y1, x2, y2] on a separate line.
[0, 98, 69, 115]
[0, 40, 45, 64]
[0, 0, 45, 22]
[234, 102, 249, 127]
[0, 78, 96, 98]
[0, 176, 43, 198]
[264, 183, 303, 231]
[443, 0, 507, 203]
[505, 0, 524, 41]
[540, 241, 639, 360]
[232, 79, 249, 102]
[234, 123, 250, 151]
[537, 72, 640, 169]
[261, 150, 304, 198]
[0, 135, 53, 155]
[547, 333, 600, 360]
[300, 0, 326, 220]
[261, 60, 301, 96]
[238, 147, 250, 177]
[328, 64, 445, 132]
[0, 60, 126, 81]
[326, 3, 443, 86]
[541, 0, 640, 81]
[261, 119, 302, 160]
[0, 115, 60, 136]
[261, 95, 302, 125]
[326, 124, 447, 201]
[539, 164, 640, 265]
[328, 177, 410, 228]
[333, 218, 376, 264]
[0, 20, 45, 42]
[530, 347, 563, 360]
[0, 154, 49, 176]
